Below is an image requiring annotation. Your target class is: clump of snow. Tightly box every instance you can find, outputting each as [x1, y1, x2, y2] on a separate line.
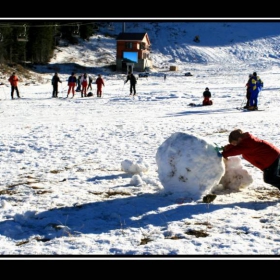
[156, 132, 225, 200]
[130, 174, 144, 186]
[121, 159, 149, 174]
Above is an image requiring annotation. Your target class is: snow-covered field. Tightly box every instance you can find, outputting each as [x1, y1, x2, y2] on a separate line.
[1, 21, 280, 258]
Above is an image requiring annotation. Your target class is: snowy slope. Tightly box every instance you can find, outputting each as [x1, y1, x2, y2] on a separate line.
[47, 21, 280, 73]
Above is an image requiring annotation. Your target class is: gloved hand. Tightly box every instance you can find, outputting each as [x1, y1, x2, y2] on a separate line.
[217, 151, 223, 157]
[214, 143, 224, 157]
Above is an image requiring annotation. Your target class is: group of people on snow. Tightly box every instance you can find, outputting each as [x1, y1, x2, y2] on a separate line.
[197, 74, 273, 195]
[53, 70, 138, 98]
[6, 70, 137, 100]
[200, 71, 263, 109]
[50, 72, 105, 98]
[75, 74, 94, 93]
[7, 70, 262, 108]
[7, 69, 280, 199]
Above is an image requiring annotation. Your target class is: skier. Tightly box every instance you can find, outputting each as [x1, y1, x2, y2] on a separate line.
[248, 72, 263, 110]
[67, 72, 77, 98]
[124, 71, 137, 96]
[96, 74, 105, 97]
[8, 72, 20, 99]
[244, 74, 253, 109]
[51, 72, 62, 98]
[80, 73, 89, 97]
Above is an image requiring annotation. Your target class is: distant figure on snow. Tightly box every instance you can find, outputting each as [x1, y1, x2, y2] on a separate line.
[125, 71, 137, 96]
[248, 72, 263, 111]
[202, 87, 213, 106]
[193, 35, 200, 43]
[80, 73, 89, 97]
[51, 72, 62, 98]
[76, 74, 82, 92]
[244, 74, 253, 109]
[87, 75, 93, 90]
[8, 72, 20, 99]
[67, 72, 77, 98]
[96, 74, 105, 97]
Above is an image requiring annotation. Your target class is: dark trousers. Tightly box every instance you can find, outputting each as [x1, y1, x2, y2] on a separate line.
[53, 84, 58, 97]
[263, 156, 280, 189]
[87, 83, 92, 90]
[11, 86, 20, 98]
[245, 89, 251, 107]
[130, 83, 136, 94]
[76, 82, 81, 91]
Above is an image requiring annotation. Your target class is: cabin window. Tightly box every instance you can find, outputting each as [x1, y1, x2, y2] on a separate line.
[140, 42, 145, 50]
[125, 42, 133, 49]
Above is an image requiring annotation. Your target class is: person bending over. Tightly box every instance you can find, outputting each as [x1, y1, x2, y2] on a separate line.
[222, 129, 280, 190]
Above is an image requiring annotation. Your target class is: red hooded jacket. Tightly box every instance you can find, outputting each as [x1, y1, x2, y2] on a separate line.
[222, 133, 280, 171]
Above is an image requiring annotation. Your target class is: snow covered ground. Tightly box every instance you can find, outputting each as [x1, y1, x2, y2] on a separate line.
[1, 21, 280, 259]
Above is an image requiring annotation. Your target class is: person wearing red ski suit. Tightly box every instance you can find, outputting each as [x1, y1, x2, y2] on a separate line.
[96, 74, 105, 97]
[222, 129, 280, 189]
[67, 72, 77, 97]
[8, 72, 20, 99]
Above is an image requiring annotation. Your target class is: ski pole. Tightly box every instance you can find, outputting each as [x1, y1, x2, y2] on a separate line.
[257, 90, 262, 107]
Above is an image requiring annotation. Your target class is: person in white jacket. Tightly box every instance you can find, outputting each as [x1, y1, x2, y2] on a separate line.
[80, 73, 89, 97]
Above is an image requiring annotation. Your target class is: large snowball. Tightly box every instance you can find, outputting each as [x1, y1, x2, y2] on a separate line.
[156, 132, 225, 200]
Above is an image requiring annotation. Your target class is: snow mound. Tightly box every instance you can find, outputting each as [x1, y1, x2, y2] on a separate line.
[121, 159, 149, 174]
[218, 156, 253, 192]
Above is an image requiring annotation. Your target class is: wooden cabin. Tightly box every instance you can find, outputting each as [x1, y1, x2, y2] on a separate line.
[116, 32, 152, 72]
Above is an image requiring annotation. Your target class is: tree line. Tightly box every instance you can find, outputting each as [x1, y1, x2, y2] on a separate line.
[0, 21, 104, 66]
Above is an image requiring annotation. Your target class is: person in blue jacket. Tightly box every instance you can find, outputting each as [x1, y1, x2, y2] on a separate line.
[248, 72, 263, 110]
[67, 72, 77, 98]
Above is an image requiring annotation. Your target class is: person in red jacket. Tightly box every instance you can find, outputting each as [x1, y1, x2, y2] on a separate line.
[96, 74, 105, 97]
[222, 129, 280, 189]
[8, 72, 20, 99]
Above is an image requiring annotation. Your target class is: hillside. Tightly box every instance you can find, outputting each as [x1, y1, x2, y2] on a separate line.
[47, 21, 280, 73]
[3, 21, 280, 88]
